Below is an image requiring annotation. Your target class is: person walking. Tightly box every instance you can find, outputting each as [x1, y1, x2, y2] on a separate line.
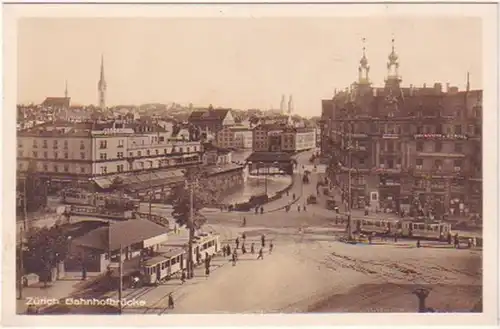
[242, 232, 246, 241]
[257, 248, 264, 260]
[205, 265, 210, 278]
[261, 234, 266, 247]
[417, 239, 421, 248]
[303, 205, 307, 212]
[227, 244, 231, 256]
[232, 252, 237, 266]
[251, 242, 255, 254]
[168, 293, 175, 309]
[242, 243, 247, 254]
[297, 205, 301, 212]
[181, 270, 186, 284]
[269, 241, 274, 254]
[242, 217, 246, 227]
[293, 193, 296, 200]
[235, 237, 240, 250]
[260, 206, 264, 214]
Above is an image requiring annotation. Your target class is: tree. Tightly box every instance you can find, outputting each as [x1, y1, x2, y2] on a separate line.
[24, 225, 70, 287]
[165, 167, 218, 279]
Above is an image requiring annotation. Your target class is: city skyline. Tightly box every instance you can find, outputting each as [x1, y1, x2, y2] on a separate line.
[18, 17, 482, 116]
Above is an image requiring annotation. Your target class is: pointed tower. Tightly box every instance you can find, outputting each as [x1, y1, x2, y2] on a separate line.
[466, 72, 470, 92]
[385, 37, 402, 90]
[98, 54, 107, 110]
[287, 95, 293, 114]
[64, 80, 68, 98]
[280, 94, 286, 114]
[358, 38, 371, 86]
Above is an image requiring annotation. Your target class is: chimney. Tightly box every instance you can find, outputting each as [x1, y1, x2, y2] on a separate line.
[434, 83, 442, 93]
[423, 83, 427, 88]
[409, 84, 414, 96]
[446, 83, 450, 93]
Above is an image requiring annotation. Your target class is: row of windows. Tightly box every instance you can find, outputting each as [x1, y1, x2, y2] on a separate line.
[18, 162, 86, 173]
[416, 141, 464, 153]
[19, 140, 87, 150]
[415, 158, 463, 168]
[18, 150, 87, 160]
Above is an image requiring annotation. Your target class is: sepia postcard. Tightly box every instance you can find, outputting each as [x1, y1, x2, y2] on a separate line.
[2, 2, 499, 327]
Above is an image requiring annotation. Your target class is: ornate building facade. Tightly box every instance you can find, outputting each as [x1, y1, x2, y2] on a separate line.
[321, 39, 482, 219]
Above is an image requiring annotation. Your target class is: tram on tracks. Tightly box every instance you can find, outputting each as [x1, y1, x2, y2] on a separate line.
[352, 217, 451, 240]
[61, 188, 140, 211]
[141, 232, 221, 285]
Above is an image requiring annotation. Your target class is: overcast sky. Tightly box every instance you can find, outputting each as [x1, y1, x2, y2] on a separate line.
[18, 17, 482, 116]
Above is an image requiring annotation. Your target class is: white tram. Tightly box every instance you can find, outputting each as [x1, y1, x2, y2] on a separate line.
[142, 248, 186, 285]
[352, 217, 451, 240]
[141, 232, 221, 285]
[61, 188, 139, 210]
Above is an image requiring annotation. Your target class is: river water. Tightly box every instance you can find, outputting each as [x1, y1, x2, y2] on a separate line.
[221, 175, 292, 204]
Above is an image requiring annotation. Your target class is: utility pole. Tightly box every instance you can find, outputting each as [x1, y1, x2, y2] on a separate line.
[18, 227, 24, 300]
[118, 244, 123, 314]
[23, 177, 28, 231]
[265, 165, 268, 195]
[148, 168, 152, 220]
[187, 180, 196, 279]
[345, 115, 353, 241]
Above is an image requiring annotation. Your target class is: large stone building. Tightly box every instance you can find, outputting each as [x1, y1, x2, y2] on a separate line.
[188, 106, 235, 138]
[320, 39, 482, 218]
[215, 125, 253, 150]
[17, 120, 203, 191]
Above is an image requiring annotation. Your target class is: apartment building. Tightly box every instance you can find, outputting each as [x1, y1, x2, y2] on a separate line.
[253, 123, 315, 153]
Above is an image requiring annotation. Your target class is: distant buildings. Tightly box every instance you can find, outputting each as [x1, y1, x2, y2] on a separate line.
[98, 55, 107, 110]
[252, 123, 315, 153]
[216, 125, 254, 150]
[187, 106, 235, 138]
[320, 38, 482, 217]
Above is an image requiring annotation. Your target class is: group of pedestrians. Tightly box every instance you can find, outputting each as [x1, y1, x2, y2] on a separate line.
[222, 233, 274, 265]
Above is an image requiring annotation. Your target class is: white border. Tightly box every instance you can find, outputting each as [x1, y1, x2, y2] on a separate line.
[1, 2, 498, 327]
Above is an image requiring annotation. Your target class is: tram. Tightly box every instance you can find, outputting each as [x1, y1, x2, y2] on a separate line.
[352, 217, 451, 240]
[61, 188, 139, 210]
[141, 233, 221, 285]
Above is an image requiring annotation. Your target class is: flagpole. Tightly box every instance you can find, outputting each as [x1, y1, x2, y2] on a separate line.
[118, 244, 123, 314]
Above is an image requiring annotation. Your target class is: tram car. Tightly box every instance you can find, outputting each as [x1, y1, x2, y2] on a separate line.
[61, 189, 140, 210]
[141, 232, 221, 285]
[352, 217, 451, 240]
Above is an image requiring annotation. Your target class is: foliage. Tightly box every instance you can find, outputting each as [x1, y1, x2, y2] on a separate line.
[165, 167, 218, 230]
[23, 224, 70, 283]
[18, 160, 47, 213]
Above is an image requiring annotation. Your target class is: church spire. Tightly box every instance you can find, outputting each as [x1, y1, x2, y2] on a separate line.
[466, 71, 470, 92]
[98, 54, 107, 110]
[64, 80, 68, 98]
[358, 37, 370, 85]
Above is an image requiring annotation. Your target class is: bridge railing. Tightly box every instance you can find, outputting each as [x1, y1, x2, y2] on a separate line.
[133, 212, 170, 229]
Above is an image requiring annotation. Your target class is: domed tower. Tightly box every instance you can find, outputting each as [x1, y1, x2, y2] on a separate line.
[385, 37, 402, 89]
[358, 38, 371, 86]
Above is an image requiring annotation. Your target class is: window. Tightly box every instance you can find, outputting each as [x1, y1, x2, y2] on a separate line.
[54, 152, 58, 159]
[64, 164, 69, 172]
[43, 164, 48, 171]
[117, 164, 124, 173]
[64, 152, 69, 159]
[416, 141, 424, 152]
[80, 167, 85, 173]
[100, 153, 107, 160]
[155, 149, 159, 155]
[42, 140, 48, 148]
[172, 147, 176, 153]
[64, 140, 68, 149]
[43, 151, 48, 159]
[424, 126, 431, 134]
[179, 147, 184, 153]
[129, 152, 133, 157]
[454, 143, 463, 153]
[118, 140, 124, 148]
[454, 125, 462, 134]
[18, 151, 23, 157]
[53, 165, 59, 172]
[100, 166, 107, 174]
[359, 157, 365, 165]
[416, 126, 423, 134]
[435, 124, 443, 134]
[33, 140, 38, 148]
[99, 140, 107, 149]
[146, 150, 150, 156]
[138, 151, 142, 157]
[18, 142, 23, 148]
[187, 147, 191, 153]
[164, 149, 167, 154]
[387, 141, 394, 152]
[117, 152, 124, 159]
[80, 152, 85, 160]
[474, 125, 481, 135]
[33, 151, 38, 158]
[434, 141, 442, 152]
[387, 159, 394, 169]
[434, 159, 443, 170]
[80, 141, 85, 150]
[53, 140, 58, 149]
[416, 158, 423, 169]
[453, 159, 463, 170]
[159, 136, 165, 142]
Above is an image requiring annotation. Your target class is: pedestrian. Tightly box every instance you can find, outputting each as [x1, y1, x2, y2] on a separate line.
[394, 233, 398, 243]
[205, 251, 209, 261]
[261, 234, 266, 247]
[205, 266, 210, 278]
[168, 293, 175, 309]
[260, 206, 264, 214]
[467, 238, 472, 249]
[269, 241, 274, 254]
[257, 248, 264, 260]
[227, 244, 231, 256]
[181, 270, 186, 284]
[255, 207, 258, 214]
[417, 239, 421, 248]
[447, 232, 452, 245]
[242, 217, 246, 227]
[297, 205, 301, 212]
[251, 242, 255, 254]
[293, 193, 296, 200]
[232, 252, 237, 266]
[235, 237, 240, 249]
[368, 234, 372, 244]
[303, 205, 307, 212]
[242, 232, 246, 241]
[242, 243, 247, 254]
